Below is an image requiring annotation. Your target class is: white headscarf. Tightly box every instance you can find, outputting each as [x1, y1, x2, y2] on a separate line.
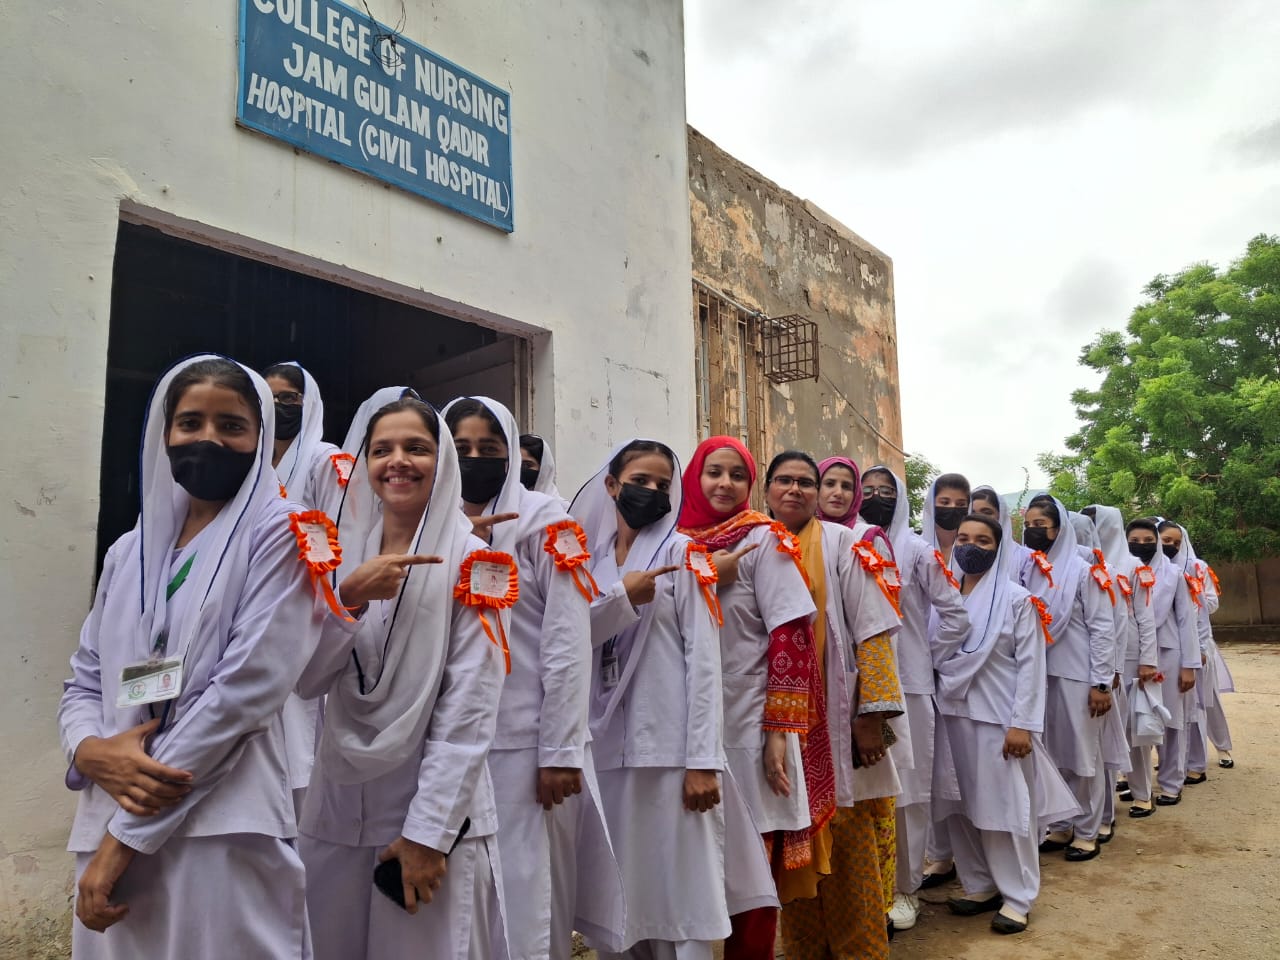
[920, 475, 969, 549]
[269, 361, 325, 496]
[570, 440, 685, 727]
[863, 464, 912, 564]
[1090, 505, 1130, 574]
[1021, 495, 1082, 639]
[973, 484, 1013, 542]
[318, 390, 479, 784]
[1069, 511, 1102, 562]
[136, 355, 278, 669]
[441, 396, 566, 555]
[526, 434, 564, 501]
[934, 513, 1016, 699]
[1163, 522, 1197, 574]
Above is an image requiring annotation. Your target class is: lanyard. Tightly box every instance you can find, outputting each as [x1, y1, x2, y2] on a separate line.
[154, 553, 196, 655]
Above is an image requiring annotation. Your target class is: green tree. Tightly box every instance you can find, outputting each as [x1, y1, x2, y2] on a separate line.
[1041, 234, 1280, 562]
[905, 452, 940, 528]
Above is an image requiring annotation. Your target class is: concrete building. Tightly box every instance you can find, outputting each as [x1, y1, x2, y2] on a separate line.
[688, 126, 904, 484]
[0, 0, 692, 938]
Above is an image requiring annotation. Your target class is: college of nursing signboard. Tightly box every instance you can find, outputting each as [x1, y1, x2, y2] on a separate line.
[237, 0, 514, 232]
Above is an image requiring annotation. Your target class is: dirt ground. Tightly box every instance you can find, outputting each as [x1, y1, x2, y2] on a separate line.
[891, 641, 1280, 960]
[15, 645, 1278, 960]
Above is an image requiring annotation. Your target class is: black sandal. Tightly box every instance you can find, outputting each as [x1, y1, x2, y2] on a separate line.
[1129, 803, 1155, 818]
[1156, 792, 1182, 806]
[1184, 772, 1207, 786]
[1219, 757, 1235, 769]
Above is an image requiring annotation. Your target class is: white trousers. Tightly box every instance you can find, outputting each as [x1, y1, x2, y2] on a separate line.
[1049, 768, 1106, 841]
[1156, 724, 1189, 797]
[1128, 743, 1154, 803]
[599, 940, 713, 960]
[948, 814, 1040, 917]
[895, 801, 930, 894]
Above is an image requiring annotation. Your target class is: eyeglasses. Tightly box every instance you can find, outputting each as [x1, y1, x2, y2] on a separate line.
[862, 486, 896, 498]
[770, 476, 817, 490]
[273, 391, 304, 406]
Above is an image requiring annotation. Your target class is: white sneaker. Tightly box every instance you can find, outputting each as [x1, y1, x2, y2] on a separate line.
[889, 893, 920, 930]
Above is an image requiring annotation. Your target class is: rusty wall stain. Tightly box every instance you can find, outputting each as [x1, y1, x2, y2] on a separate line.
[688, 127, 904, 476]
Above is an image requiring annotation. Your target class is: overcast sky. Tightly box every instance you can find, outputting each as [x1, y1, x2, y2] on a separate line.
[684, 0, 1280, 494]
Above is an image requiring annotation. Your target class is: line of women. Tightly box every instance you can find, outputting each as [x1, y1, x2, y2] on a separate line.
[57, 355, 1234, 958]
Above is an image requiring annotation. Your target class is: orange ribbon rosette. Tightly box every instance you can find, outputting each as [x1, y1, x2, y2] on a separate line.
[544, 519, 600, 602]
[454, 549, 518, 673]
[933, 549, 961, 591]
[1135, 565, 1156, 605]
[852, 541, 903, 617]
[1029, 595, 1054, 644]
[1207, 566, 1222, 596]
[768, 521, 812, 589]
[1030, 550, 1054, 588]
[1115, 573, 1133, 599]
[1184, 573, 1204, 608]
[684, 542, 724, 626]
[1090, 563, 1116, 606]
[330, 452, 356, 488]
[287, 510, 353, 622]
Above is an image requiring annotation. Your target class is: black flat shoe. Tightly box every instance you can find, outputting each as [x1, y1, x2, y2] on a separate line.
[920, 865, 957, 889]
[1098, 822, 1115, 844]
[886, 916, 895, 941]
[1129, 803, 1155, 818]
[947, 892, 1003, 916]
[1115, 779, 1129, 792]
[1156, 792, 1182, 806]
[1039, 836, 1071, 853]
[1065, 844, 1101, 862]
[1219, 757, 1235, 769]
[1185, 772, 1207, 785]
[1118, 789, 1134, 802]
[991, 912, 1028, 935]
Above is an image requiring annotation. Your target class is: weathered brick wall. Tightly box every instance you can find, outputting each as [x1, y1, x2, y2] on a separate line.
[688, 126, 904, 474]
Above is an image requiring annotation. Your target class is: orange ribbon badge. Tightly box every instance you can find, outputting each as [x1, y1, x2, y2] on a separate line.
[1115, 573, 1133, 600]
[544, 519, 600, 602]
[852, 541, 903, 617]
[1135, 565, 1156, 605]
[685, 542, 723, 625]
[279, 482, 289, 500]
[1207, 566, 1222, 596]
[330, 452, 356, 488]
[454, 549, 519, 673]
[1184, 573, 1204, 608]
[933, 549, 961, 591]
[768, 521, 812, 589]
[1030, 550, 1055, 587]
[1029, 595, 1054, 644]
[1090, 563, 1116, 606]
[287, 510, 353, 622]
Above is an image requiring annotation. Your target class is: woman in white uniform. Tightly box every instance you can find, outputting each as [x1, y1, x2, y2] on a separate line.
[60, 355, 327, 957]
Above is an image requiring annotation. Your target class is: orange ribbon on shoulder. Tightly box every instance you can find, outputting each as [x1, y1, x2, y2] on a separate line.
[1030, 550, 1055, 587]
[1135, 565, 1156, 605]
[287, 510, 354, 622]
[330, 452, 356, 488]
[852, 541, 903, 617]
[454, 549, 519, 673]
[1029, 595, 1054, 644]
[544, 519, 601, 602]
[1184, 573, 1204, 608]
[1207, 566, 1222, 596]
[1115, 573, 1133, 600]
[1090, 562, 1116, 606]
[684, 542, 724, 626]
[933, 549, 961, 591]
[768, 521, 812, 589]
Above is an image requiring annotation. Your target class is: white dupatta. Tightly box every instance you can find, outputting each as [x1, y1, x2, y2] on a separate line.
[934, 518, 1016, 699]
[271, 361, 326, 496]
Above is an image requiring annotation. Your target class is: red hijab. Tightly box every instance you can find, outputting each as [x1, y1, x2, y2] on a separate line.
[678, 436, 758, 529]
[816, 456, 862, 528]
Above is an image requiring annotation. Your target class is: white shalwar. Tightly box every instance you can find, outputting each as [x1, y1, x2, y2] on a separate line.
[1150, 548, 1202, 798]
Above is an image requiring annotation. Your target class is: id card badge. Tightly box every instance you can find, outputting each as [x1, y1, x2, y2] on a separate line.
[116, 658, 184, 708]
[600, 639, 620, 689]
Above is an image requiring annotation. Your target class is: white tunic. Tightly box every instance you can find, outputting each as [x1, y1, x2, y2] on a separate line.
[715, 523, 817, 834]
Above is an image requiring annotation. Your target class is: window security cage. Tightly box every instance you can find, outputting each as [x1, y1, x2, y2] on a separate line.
[761, 314, 819, 383]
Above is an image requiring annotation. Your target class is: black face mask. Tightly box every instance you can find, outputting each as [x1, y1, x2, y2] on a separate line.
[934, 506, 966, 531]
[1129, 541, 1158, 565]
[274, 402, 303, 441]
[458, 457, 508, 504]
[860, 497, 896, 529]
[520, 466, 540, 490]
[954, 543, 997, 575]
[1162, 542, 1179, 561]
[1024, 526, 1056, 553]
[615, 482, 672, 530]
[167, 441, 256, 502]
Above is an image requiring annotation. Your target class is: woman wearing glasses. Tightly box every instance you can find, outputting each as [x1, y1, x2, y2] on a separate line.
[261, 363, 343, 509]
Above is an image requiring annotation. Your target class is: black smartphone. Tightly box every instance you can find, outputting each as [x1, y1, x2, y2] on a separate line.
[372, 817, 471, 910]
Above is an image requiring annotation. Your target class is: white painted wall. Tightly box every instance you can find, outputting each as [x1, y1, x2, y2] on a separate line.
[0, 0, 693, 930]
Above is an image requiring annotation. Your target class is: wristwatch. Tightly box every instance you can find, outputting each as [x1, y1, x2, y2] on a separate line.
[1093, 683, 1111, 693]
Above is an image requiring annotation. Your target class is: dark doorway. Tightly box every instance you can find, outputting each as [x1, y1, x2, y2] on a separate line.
[98, 220, 525, 572]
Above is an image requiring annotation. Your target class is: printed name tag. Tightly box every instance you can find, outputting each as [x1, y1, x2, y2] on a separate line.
[471, 560, 514, 599]
[298, 521, 336, 564]
[116, 658, 184, 708]
[554, 526, 588, 561]
[601, 640, 620, 689]
[687, 549, 716, 579]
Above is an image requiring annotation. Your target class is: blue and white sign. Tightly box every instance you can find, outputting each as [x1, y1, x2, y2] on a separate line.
[237, 0, 513, 232]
